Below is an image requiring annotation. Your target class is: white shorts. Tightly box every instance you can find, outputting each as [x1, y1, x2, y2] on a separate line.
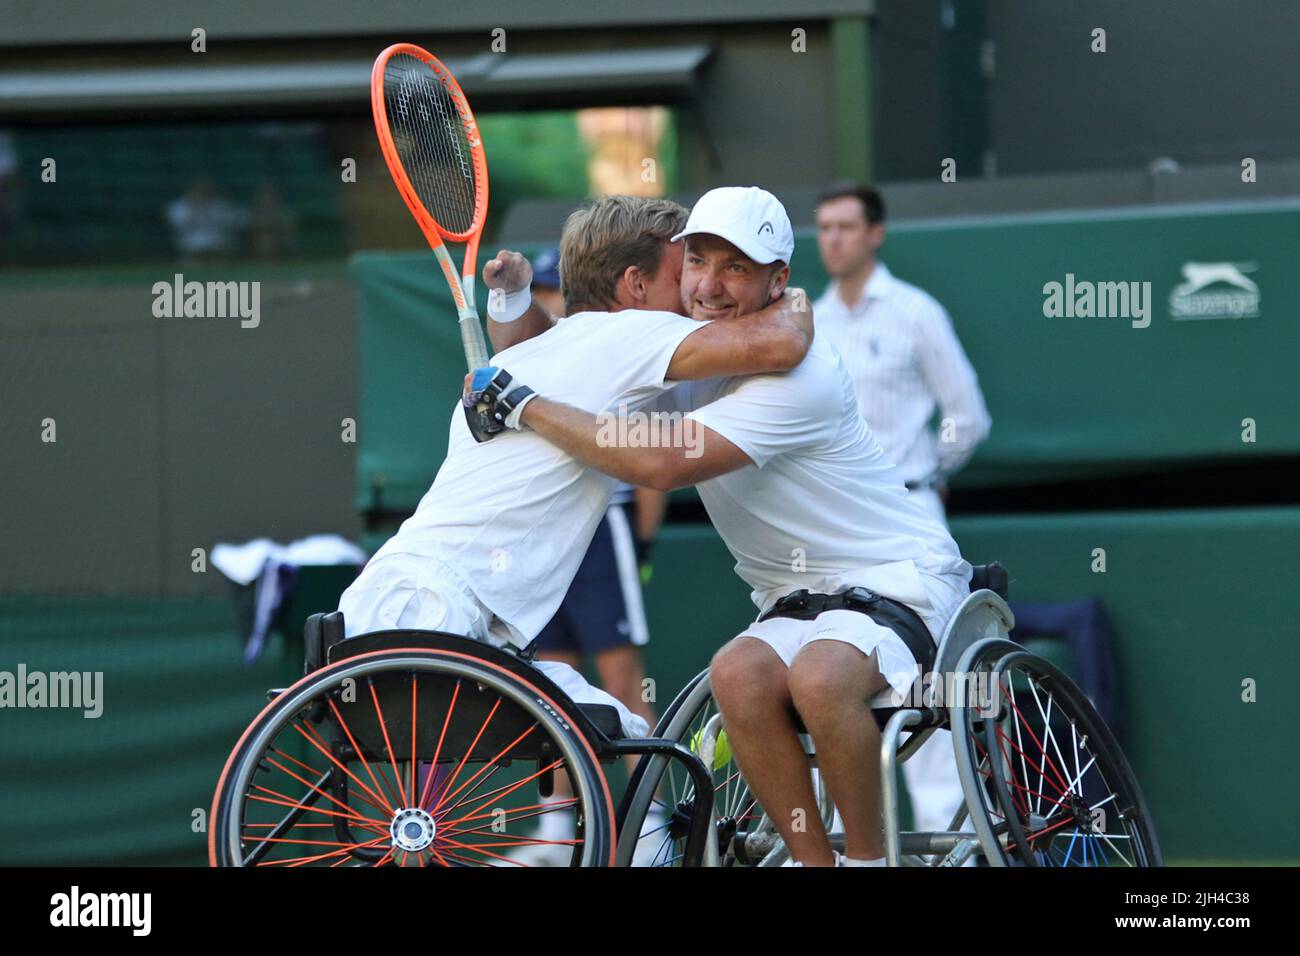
[340, 554, 488, 642]
[338, 554, 490, 641]
[740, 569, 969, 703]
[337, 554, 650, 738]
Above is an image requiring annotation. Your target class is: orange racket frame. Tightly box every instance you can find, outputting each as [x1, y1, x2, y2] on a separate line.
[371, 43, 491, 370]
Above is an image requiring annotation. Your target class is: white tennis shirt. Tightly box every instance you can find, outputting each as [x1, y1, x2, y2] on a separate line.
[813, 262, 991, 486]
[658, 332, 970, 616]
[363, 308, 703, 645]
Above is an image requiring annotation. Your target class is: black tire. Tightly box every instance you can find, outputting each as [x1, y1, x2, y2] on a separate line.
[952, 642, 1162, 867]
[617, 667, 708, 843]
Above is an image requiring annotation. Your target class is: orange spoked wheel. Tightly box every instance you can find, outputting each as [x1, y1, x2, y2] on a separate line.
[210, 648, 616, 867]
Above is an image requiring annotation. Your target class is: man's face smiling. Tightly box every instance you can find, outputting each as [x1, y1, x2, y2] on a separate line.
[680, 234, 785, 322]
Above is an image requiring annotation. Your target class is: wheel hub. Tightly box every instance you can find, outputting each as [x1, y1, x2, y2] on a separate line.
[390, 807, 437, 852]
[1067, 793, 1095, 831]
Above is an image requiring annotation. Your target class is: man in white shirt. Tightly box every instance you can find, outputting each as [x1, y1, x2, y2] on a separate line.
[523, 245, 663, 736]
[813, 182, 991, 840]
[502, 247, 668, 866]
[491, 187, 973, 866]
[336, 195, 813, 741]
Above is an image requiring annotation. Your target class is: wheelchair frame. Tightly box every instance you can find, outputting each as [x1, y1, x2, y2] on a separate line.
[616, 572, 1163, 867]
[210, 613, 719, 867]
[211, 563, 1160, 867]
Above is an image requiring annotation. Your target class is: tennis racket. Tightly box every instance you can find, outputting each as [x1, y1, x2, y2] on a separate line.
[371, 43, 491, 371]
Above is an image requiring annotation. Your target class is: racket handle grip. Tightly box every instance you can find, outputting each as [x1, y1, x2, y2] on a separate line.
[460, 313, 489, 371]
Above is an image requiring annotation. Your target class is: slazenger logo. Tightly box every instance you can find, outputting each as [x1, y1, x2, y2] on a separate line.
[1169, 261, 1259, 320]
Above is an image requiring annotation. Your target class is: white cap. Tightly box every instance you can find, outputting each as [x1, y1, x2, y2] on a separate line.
[671, 186, 795, 266]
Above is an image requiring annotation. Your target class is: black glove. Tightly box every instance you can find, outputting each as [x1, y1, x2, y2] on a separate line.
[462, 366, 536, 443]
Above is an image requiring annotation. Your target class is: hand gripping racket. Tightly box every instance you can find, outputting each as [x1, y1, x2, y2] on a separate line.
[371, 44, 491, 370]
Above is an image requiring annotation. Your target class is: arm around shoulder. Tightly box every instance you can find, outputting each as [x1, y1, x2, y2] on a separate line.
[520, 396, 753, 491]
[666, 287, 813, 381]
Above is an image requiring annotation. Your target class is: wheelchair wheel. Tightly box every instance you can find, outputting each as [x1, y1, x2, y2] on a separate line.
[210, 647, 616, 866]
[951, 641, 1162, 867]
[618, 668, 834, 867]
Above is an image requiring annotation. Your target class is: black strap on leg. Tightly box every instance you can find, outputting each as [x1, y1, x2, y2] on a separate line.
[758, 586, 936, 673]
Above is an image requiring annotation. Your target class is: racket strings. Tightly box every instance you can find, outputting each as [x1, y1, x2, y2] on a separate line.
[383, 53, 479, 235]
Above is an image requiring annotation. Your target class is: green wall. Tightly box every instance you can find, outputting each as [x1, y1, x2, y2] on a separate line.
[946, 508, 1300, 863]
[0, 597, 297, 865]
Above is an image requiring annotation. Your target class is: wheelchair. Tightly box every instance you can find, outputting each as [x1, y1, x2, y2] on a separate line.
[209, 563, 1162, 867]
[208, 615, 717, 866]
[618, 563, 1163, 867]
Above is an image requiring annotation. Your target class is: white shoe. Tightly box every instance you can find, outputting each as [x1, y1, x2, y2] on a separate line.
[836, 851, 886, 867]
[781, 851, 884, 866]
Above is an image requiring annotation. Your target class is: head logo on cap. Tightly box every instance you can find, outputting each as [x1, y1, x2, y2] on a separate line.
[671, 186, 795, 266]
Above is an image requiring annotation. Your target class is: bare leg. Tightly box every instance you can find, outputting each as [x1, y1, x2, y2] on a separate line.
[711, 637, 834, 866]
[593, 645, 656, 777]
[788, 641, 890, 861]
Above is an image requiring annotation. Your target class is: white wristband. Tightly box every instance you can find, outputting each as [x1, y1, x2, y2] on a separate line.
[487, 286, 532, 324]
[503, 391, 537, 430]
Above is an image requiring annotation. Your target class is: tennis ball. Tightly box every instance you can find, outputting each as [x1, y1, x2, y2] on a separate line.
[689, 727, 732, 770]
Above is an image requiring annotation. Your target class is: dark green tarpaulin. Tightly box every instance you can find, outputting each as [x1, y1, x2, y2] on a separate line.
[0, 597, 297, 865]
[885, 201, 1297, 486]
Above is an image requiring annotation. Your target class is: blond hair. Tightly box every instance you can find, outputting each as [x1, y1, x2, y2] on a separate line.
[558, 195, 688, 313]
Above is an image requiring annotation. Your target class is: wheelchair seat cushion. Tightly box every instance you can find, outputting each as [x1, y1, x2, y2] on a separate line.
[576, 703, 623, 739]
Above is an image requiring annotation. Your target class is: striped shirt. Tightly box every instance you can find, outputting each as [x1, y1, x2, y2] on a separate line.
[813, 262, 991, 486]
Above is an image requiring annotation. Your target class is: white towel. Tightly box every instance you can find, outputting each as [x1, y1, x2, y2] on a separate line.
[212, 534, 367, 663]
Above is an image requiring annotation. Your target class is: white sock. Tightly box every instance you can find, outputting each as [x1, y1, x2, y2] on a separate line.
[836, 851, 886, 867]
